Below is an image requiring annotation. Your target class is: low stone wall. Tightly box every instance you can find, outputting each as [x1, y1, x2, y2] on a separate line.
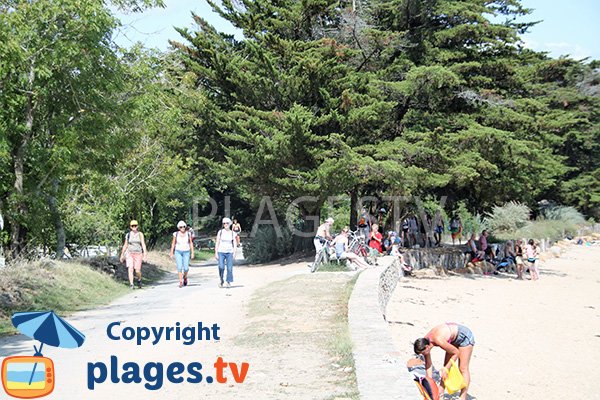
[377, 256, 402, 320]
[403, 247, 468, 271]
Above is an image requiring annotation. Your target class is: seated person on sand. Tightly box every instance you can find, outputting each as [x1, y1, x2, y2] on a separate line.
[466, 233, 484, 260]
[479, 229, 495, 260]
[332, 227, 370, 270]
[414, 323, 475, 400]
[384, 231, 400, 255]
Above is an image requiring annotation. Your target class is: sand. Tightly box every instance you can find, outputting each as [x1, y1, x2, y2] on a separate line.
[386, 244, 600, 400]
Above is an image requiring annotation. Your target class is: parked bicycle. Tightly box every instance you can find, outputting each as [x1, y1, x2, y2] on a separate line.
[310, 239, 331, 273]
[347, 229, 370, 259]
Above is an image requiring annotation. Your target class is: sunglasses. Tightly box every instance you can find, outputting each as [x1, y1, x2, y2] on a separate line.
[179, 226, 186, 229]
[130, 225, 138, 228]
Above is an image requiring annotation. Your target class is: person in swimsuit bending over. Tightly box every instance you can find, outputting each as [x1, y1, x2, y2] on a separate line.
[413, 323, 475, 400]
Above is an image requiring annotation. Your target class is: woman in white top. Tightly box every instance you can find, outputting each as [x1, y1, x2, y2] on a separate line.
[170, 220, 195, 288]
[214, 217, 238, 288]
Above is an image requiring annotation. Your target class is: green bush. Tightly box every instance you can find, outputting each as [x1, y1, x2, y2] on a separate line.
[454, 202, 485, 237]
[513, 220, 576, 242]
[493, 204, 587, 242]
[484, 201, 531, 233]
[542, 205, 586, 224]
[244, 225, 294, 264]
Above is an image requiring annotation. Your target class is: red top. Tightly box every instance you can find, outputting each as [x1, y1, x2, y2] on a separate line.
[369, 232, 383, 253]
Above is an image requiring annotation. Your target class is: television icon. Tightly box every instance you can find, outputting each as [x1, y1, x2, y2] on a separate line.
[1, 356, 55, 399]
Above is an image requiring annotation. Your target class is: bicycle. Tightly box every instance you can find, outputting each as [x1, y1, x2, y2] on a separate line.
[348, 230, 370, 259]
[310, 239, 331, 273]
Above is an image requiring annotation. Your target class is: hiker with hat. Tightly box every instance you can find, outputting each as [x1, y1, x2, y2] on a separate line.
[214, 217, 239, 288]
[119, 220, 148, 289]
[170, 220, 195, 288]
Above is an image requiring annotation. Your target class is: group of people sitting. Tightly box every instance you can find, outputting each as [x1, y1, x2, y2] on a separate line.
[465, 230, 541, 280]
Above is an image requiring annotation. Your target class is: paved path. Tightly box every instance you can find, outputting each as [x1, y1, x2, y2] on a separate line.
[0, 260, 305, 399]
[0, 250, 417, 399]
[349, 265, 420, 400]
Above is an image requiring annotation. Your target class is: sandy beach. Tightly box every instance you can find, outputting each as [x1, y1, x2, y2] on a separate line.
[387, 244, 600, 400]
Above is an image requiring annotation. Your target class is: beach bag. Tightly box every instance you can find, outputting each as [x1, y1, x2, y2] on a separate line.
[414, 375, 439, 400]
[444, 359, 466, 395]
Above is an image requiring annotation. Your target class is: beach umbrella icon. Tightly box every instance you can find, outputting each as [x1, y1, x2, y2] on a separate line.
[10, 311, 85, 385]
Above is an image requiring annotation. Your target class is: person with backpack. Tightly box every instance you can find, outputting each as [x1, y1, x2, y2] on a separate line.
[170, 220, 195, 288]
[357, 208, 371, 241]
[214, 217, 239, 288]
[450, 216, 463, 245]
[119, 220, 148, 289]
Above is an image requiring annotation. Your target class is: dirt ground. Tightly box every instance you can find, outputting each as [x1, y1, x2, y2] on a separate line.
[386, 244, 600, 400]
[0, 257, 358, 400]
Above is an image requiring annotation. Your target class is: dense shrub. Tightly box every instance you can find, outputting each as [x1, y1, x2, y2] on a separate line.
[244, 225, 295, 264]
[454, 202, 485, 237]
[542, 206, 586, 224]
[484, 202, 531, 233]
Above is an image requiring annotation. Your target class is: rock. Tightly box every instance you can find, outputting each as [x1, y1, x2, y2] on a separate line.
[412, 268, 438, 278]
[550, 246, 562, 258]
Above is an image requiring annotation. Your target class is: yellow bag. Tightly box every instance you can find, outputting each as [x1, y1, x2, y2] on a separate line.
[443, 359, 466, 394]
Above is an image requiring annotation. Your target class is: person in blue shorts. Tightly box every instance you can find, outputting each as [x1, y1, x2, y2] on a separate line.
[170, 220, 195, 288]
[413, 323, 475, 400]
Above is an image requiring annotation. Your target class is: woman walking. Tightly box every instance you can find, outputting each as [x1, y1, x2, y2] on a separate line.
[170, 220, 195, 288]
[119, 220, 148, 289]
[214, 217, 239, 288]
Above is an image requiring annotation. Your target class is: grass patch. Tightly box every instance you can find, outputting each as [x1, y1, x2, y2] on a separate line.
[329, 274, 359, 372]
[0, 257, 165, 336]
[316, 261, 352, 272]
[194, 249, 214, 261]
[236, 272, 359, 399]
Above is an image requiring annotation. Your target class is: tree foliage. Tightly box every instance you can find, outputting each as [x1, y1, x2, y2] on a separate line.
[1, 0, 598, 261]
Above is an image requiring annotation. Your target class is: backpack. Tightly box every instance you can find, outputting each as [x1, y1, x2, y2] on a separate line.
[125, 231, 140, 243]
[217, 229, 236, 247]
[174, 231, 191, 242]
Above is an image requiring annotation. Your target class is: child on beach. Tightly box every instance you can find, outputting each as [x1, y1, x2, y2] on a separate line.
[525, 239, 540, 280]
[414, 323, 475, 400]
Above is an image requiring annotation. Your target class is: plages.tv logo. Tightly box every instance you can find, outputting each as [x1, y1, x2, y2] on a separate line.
[1, 311, 85, 399]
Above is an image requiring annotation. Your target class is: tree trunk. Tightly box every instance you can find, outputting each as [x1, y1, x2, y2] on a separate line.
[49, 179, 65, 259]
[9, 59, 36, 260]
[350, 190, 358, 229]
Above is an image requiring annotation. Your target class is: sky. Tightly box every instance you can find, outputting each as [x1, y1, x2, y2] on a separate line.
[112, 0, 600, 61]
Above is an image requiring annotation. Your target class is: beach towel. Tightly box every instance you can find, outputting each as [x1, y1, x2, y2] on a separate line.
[414, 376, 439, 400]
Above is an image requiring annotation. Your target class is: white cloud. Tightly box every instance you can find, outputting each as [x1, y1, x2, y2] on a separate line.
[523, 38, 594, 60]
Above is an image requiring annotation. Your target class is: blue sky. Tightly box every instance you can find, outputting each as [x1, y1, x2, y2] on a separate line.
[112, 0, 599, 60]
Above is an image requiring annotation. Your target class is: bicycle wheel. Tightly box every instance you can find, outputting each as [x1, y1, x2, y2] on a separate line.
[311, 249, 326, 273]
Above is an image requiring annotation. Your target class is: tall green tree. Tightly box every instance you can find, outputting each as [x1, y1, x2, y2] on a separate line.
[0, 0, 164, 259]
